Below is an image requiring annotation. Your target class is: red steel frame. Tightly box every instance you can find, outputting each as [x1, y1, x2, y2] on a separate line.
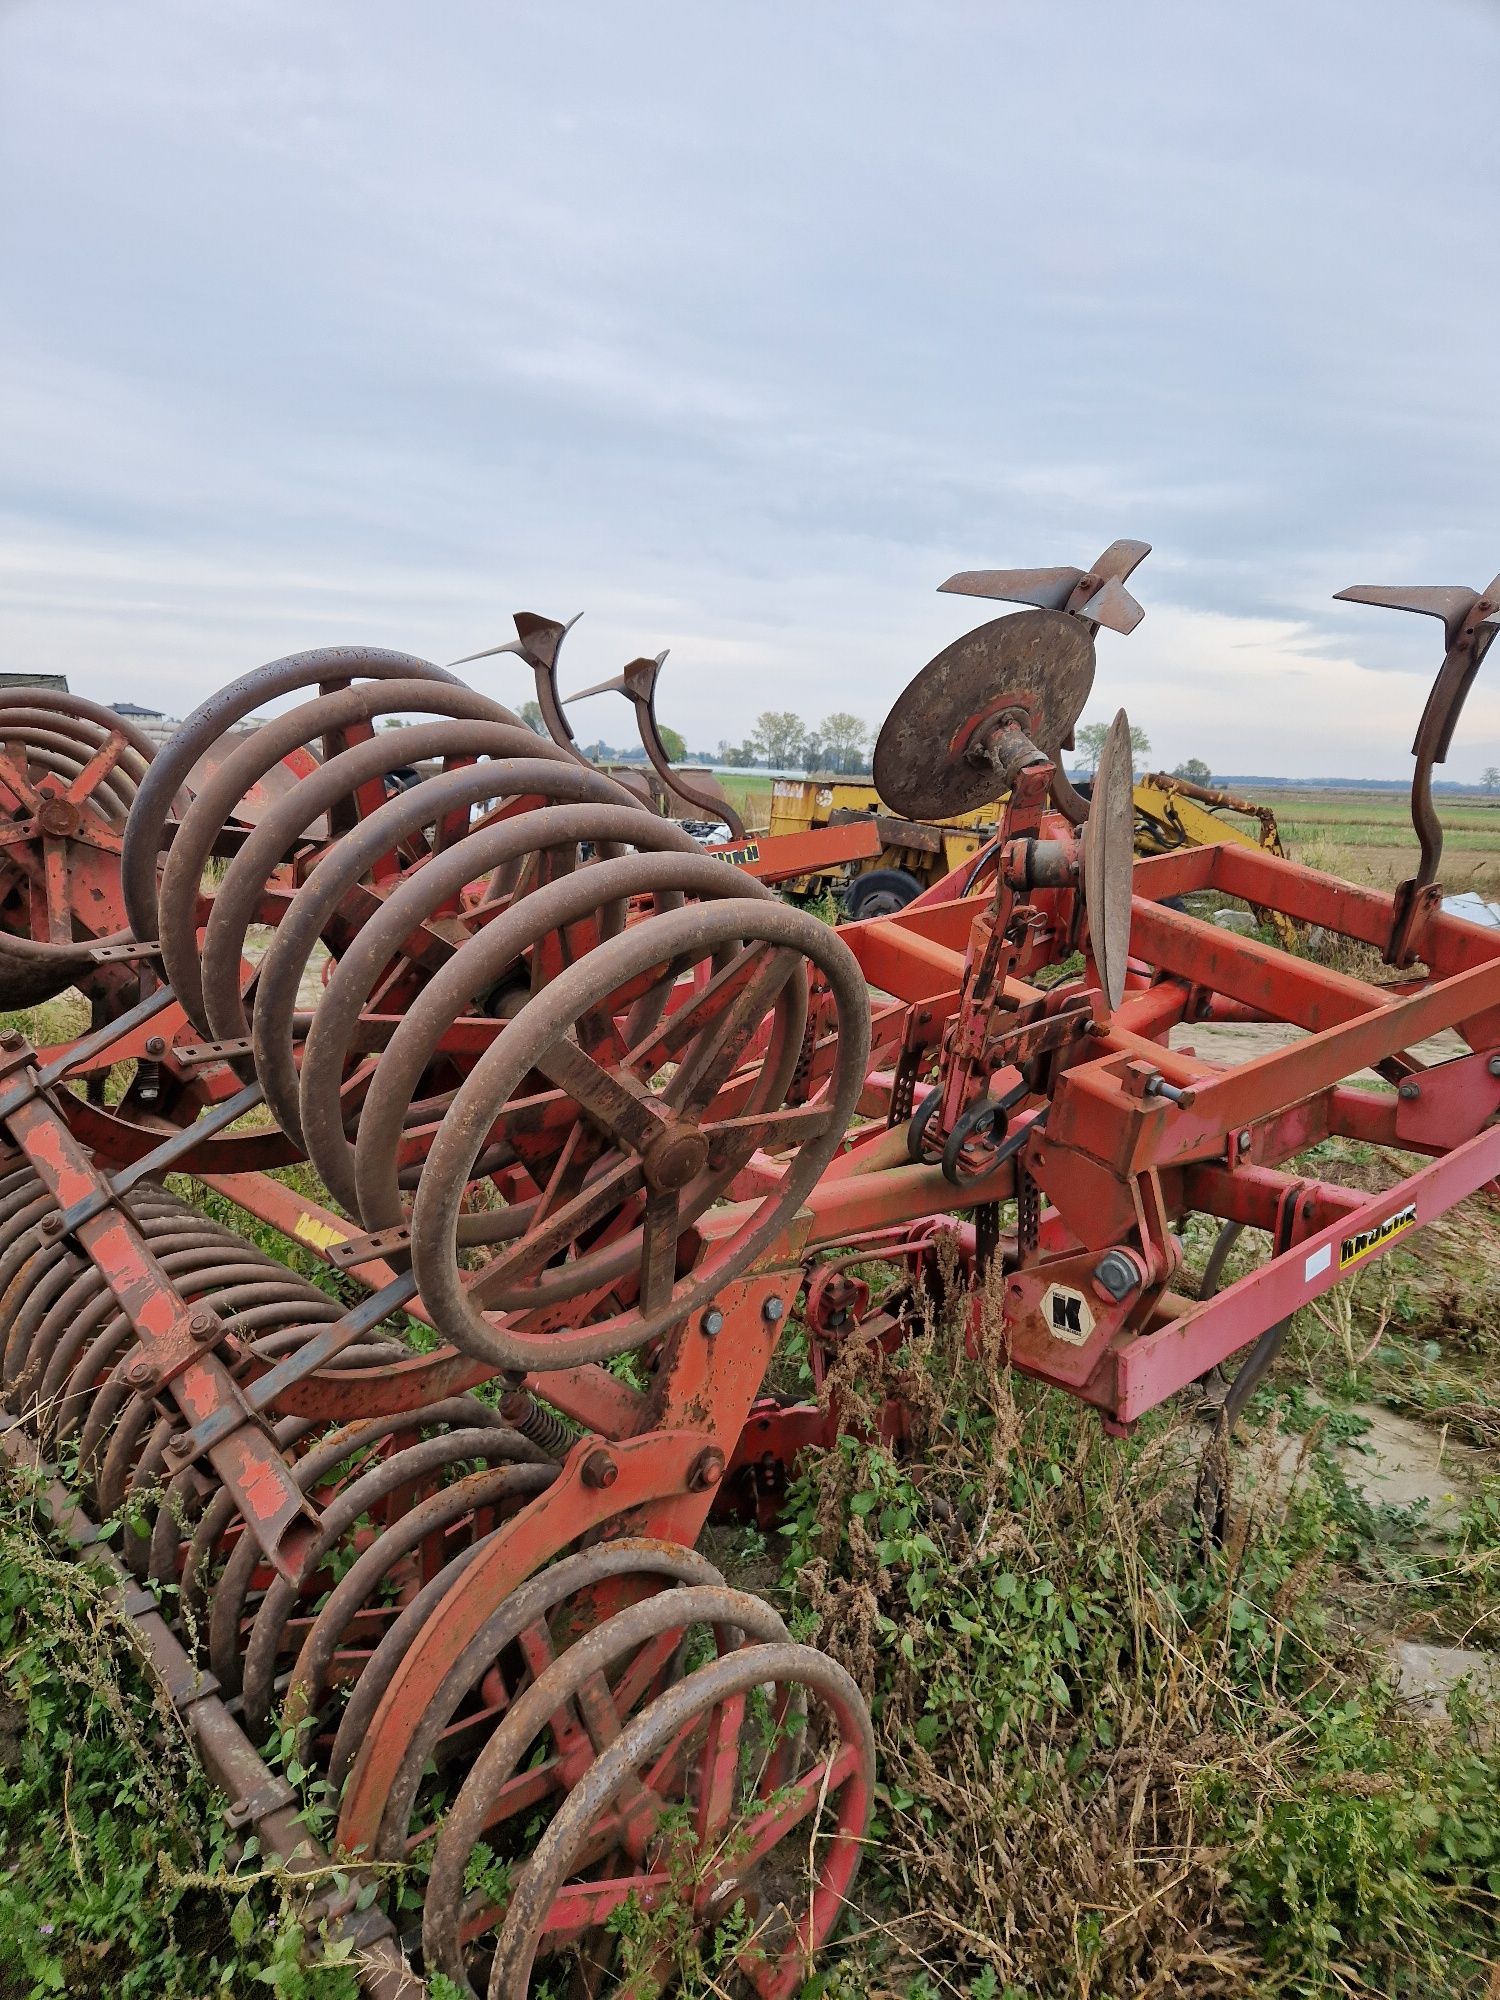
[2, 775, 1497, 1995]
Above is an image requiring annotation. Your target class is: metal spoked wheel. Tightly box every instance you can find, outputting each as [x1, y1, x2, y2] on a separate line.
[0, 692, 160, 1005]
[480, 1640, 875, 1998]
[409, 897, 872, 1372]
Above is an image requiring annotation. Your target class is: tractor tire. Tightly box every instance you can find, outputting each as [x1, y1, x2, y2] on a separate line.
[845, 867, 924, 920]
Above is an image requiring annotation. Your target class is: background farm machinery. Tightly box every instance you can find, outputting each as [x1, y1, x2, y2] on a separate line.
[0, 553, 1495, 1995]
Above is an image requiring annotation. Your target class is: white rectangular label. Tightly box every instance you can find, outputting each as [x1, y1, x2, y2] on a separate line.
[1304, 1243, 1332, 1281]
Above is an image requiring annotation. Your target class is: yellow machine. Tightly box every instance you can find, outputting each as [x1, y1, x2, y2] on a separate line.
[769, 769, 1293, 929]
[1130, 770, 1286, 865]
[768, 777, 994, 917]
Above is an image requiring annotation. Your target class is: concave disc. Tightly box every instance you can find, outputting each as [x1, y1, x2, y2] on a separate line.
[873, 609, 1095, 821]
[1081, 708, 1136, 1012]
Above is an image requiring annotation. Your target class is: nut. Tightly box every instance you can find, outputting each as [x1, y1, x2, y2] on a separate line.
[580, 1448, 618, 1490]
[39, 1212, 64, 1236]
[123, 1356, 154, 1390]
[0, 1029, 24, 1052]
[144, 1036, 166, 1058]
[762, 1296, 785, 1324]
[187, 1309, 215, 1337]
[1397, 1081, 1420, 1100]
[688, 1447, 726, 1491]
[700, 1307, 725, 1337]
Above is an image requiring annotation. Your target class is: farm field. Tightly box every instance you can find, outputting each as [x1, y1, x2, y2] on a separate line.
[1261, 786, 1500, 897]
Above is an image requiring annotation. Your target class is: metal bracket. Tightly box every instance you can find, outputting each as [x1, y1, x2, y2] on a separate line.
[327, 1220, 413, 1269]
[173, 1036, 254, 1068]
[222, 1773, 298, 1832]
[123, 1305, 226, 1399]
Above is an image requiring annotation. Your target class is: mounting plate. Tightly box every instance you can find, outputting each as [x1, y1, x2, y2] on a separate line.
[873, 609, 1095, 820]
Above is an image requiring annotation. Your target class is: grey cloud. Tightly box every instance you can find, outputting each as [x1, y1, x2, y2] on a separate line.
[0, 0, 1496, 769]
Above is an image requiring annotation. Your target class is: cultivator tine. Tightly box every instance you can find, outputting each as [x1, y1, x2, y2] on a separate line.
[1071, 572, 1145, 634]
[1338, 569, 1500, 957]
[940, 561, 1083, 607]
[567, 649, 748, 836]
[448, 607, 582, 670]
[450, 610, 587, 755]
[565, 667, 636, 701]
[1333, 582, 1493, 649]
[940, 537, 1150, 634]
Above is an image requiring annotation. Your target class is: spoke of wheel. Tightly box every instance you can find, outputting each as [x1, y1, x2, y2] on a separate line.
[63, 730, 129, 805]
[447, 1760, 563, 1883]
[467, 1156, 644, 1306]
[517, 1614, 558, 1685]
[627, 942, 784, 1079]
[40, 837, 72, 942]
[530, 908, 599, 996]
[609, 1628, 684, 1717]
[536, 1039, 668, 1156]
[664, 947, 798, 1117]
[698, 1103, 834, 1157]
[0, 750, 38, 814]
[637, 1189, 680, 1317]
[530, 1118, 602, 1229]
[733, 1739, 860, 1875]
[693, 1691, 747, 1848]
[536, 1867, 671, 1937]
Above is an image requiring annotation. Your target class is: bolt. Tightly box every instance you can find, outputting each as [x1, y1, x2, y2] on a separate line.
[700, 1306, 724, 1337]
[39, 1212, 64, 1236]
[144, 1035, 165, 1057]
[1489, 1055, 1500, 1078]
[1092, 1249, 1141, 1303]
[580, 1448, 618, 1490]
[688, 1447, 726, 1491]
[0, 1030, 24, 1052]
[762, 1296, 785, 1324]
[228, 1798, 248, 1820]
[123, 1356, 154, 1390]
[1397, 1081, 1420, 1100]
[1238, 1129, 1252, 1151]
[187, 1309, 215, 1337]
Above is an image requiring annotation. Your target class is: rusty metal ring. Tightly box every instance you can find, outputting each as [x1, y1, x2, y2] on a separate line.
[486, 1640, 874, 1996]
[204, 1407, 527, 1695]
[236, 1427, 550, 1733]
[157, 680, 522, 1031]
[411, 898, 869, 1371]
[260, 775, 669, 1160]
[347, 845, 783, 1253]
[422, 1580, 787, 1996]
[121, 646, 468, 940]
[199, 720, 578, 1052]
[361, 1538, 729, 1864]
[279, 1461, 559, 1750]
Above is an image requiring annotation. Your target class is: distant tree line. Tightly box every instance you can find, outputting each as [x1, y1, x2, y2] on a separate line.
[524, 695, 1229, 791]
[712, 711, 871, 774]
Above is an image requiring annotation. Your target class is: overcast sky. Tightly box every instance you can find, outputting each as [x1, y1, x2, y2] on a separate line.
[2, 0, 1497, 777]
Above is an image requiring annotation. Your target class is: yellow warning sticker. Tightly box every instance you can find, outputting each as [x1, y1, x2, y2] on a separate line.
[715, 841, 761, 866]
[1339, 1201, 1417, 1269]
[293, 1214, 350, 1253]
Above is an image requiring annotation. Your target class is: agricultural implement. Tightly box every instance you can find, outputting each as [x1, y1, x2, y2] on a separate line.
[766, 546, 1294, 920]
[0, 558, 1496, 1996]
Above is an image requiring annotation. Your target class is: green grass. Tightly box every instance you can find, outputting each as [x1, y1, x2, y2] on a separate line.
[0, 1462, 363, 2000]
[777, 1288, 1500, 1998]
